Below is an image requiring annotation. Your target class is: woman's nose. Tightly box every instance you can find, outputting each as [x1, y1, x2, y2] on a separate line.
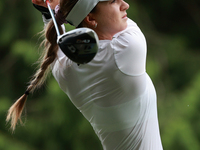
[121, 0, 129, 11]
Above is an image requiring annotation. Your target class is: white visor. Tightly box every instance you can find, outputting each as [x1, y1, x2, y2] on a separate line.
[66, 0, 109, 27]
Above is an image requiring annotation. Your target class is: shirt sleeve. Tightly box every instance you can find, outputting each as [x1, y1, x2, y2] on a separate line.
[42, 15, 66, 32]
[112, 18, 147, 76]
[42, 15, 52, 27]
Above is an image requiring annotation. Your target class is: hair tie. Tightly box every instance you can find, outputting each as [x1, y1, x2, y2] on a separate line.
[25, 90, 30, 95]
[55, 5, 68, 26]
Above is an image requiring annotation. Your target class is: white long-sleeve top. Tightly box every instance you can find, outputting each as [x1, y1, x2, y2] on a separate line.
[51, 18, 163, 150]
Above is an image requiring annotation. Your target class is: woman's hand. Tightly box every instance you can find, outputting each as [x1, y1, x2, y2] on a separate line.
[32, 0, 59, 9]
[32, 0, 47, 8]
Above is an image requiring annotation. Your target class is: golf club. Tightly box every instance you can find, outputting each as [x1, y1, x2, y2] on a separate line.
[44, 0, 99, 64]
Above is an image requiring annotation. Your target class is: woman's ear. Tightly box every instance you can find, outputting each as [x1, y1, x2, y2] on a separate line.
[83, 13, 97, 28]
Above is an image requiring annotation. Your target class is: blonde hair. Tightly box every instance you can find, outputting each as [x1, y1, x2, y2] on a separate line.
[6, 0, 79, 132]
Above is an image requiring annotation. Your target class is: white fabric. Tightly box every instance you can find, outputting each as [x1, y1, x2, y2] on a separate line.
[51, 18, 163, 150]
[42, 15, 52, 26]
[42, 15, 64, 28]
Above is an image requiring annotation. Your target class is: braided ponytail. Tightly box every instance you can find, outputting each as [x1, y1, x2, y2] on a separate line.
[6, 0, 81, 132]
[6, 19, 64, 131]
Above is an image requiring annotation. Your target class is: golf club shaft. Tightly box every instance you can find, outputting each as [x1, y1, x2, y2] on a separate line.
[45, 0, 61, 36]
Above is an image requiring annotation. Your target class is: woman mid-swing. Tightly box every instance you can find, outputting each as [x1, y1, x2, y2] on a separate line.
[7, 0, 163, 149]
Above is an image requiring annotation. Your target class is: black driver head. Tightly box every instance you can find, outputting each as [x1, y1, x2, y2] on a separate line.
[58, 28, 99, 64]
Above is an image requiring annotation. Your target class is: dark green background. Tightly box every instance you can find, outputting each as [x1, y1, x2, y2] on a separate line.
[0, 0, 200, 149]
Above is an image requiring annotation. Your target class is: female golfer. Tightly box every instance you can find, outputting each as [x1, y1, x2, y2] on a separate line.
[7, 0, 163, 149]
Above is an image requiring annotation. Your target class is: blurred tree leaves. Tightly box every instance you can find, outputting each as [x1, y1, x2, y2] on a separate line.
[0, 0, 200, 150]
[11, 40, 38, 64]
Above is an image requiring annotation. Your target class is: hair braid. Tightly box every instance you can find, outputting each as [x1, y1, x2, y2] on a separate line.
[7, 0, 81, 132]
[6, 20, 61, 132]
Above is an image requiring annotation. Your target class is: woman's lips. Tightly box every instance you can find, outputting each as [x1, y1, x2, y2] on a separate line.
[122, 13, 127, 19]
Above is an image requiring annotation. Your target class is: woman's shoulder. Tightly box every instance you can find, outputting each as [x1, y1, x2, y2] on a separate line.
[110, 19, 147, 76]
[113, 18, 141, 38]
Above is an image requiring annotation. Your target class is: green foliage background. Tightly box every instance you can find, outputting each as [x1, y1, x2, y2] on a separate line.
[0, 0, 200, 149]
